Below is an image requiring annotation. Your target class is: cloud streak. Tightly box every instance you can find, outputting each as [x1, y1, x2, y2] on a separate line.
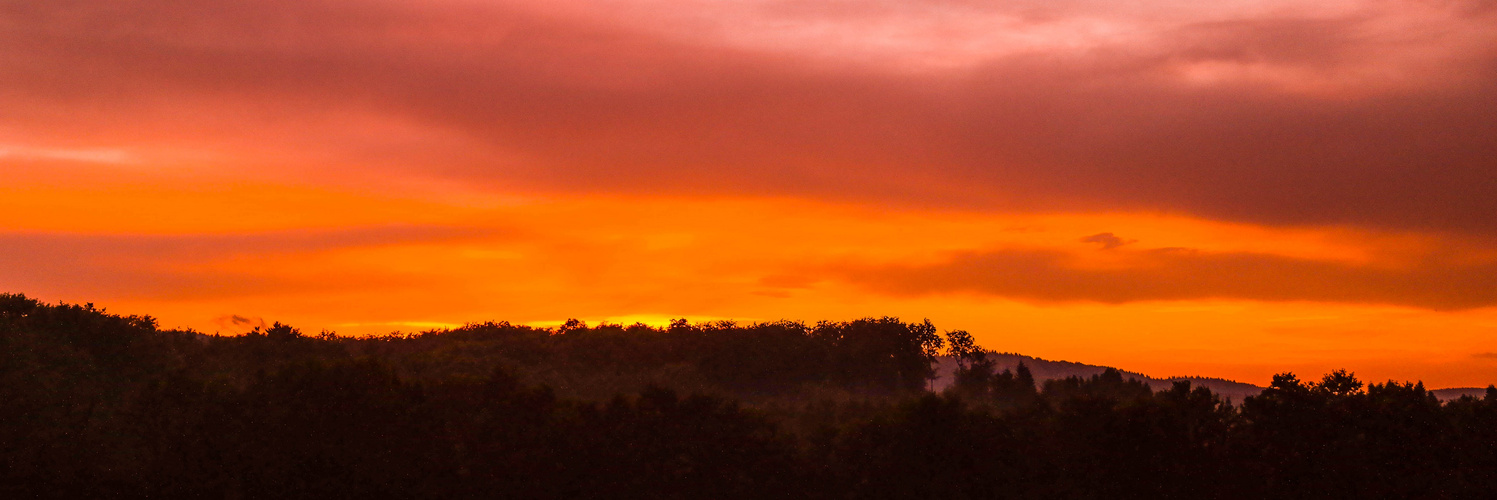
[836, 246, 1497, 310]
[1081, 233, 1135, 250]
[0, 145, 133, 163]
[213, 314, 267, 333]
[0, 225, 483, 299]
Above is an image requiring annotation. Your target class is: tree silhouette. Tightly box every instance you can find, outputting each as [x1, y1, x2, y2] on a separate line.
[4, 292, 1496, 498]
[1316, 369, 1364, 396]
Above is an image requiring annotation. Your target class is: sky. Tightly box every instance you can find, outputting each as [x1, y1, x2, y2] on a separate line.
[3, 0, 1497, 387]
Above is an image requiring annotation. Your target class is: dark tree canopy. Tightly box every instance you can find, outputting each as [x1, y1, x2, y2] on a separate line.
[3, 293, 1495, 498]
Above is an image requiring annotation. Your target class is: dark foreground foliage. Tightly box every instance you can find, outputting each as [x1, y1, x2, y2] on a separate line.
[2, 293, 1495, 498]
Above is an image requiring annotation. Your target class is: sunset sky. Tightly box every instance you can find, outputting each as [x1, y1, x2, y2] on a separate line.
[4, 0, 1497, 387]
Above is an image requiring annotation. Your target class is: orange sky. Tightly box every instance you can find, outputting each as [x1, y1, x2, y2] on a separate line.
[3, 0, 1496, 387]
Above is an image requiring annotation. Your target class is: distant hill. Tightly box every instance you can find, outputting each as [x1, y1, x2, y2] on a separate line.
[934, 353, 1489, 402]
[932, 352, 1264, 402]
[1433, 387, 1495, 401]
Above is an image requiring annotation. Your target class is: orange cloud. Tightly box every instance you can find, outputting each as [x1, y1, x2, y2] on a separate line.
[213, 314, 267, 333]
[835, 245, 1497, 310]
[2, 194, 1492, 386]
[0, 225, 482, 300]
[1080, 232, 1135, 250]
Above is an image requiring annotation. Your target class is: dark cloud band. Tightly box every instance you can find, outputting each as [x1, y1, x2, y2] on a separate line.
[3, 0, 1495, 233]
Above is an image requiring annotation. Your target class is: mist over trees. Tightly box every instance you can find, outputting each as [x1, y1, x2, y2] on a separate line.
[3, 293, 1495, 498]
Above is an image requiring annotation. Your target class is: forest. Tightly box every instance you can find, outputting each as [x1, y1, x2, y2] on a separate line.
[3, 292, 1495, 498]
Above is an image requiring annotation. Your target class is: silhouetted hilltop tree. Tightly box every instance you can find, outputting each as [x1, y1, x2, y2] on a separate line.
[944, 329, 999, 400]
[1042, 367, 1154, 405]
[698, 320, 824, 394]
[812, 317, 942, 393]
[1231, 370, 1493, 498]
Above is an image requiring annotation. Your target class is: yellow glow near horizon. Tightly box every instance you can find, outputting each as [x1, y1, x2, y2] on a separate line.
[5, 0, 1496, 390]
[8, 175, 1494, 388]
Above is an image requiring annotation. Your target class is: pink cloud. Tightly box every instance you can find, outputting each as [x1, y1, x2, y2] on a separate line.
[3, 0, 1495, 232]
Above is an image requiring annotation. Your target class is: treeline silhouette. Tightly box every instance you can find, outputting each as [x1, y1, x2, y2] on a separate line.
[3, 293, 1495, 498]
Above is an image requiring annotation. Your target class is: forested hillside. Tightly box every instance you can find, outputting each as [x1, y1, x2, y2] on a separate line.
[3, 293, 1495, 498]
[931, 353, 1266, 402]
